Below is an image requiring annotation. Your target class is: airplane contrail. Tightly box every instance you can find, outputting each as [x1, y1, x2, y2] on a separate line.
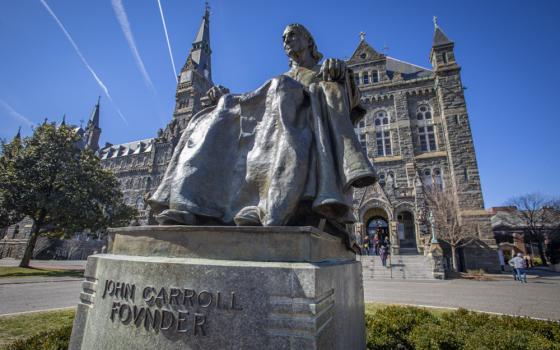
[156, 0, 178, 83]
[0, 99, 34, 127]
[111, 0, 157, 92]
[39, 0, 129, 125]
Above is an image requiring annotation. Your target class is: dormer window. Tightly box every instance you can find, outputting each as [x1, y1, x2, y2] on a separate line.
[371, 70, 379, 83]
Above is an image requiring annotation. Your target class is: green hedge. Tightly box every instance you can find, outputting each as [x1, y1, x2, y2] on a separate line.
[367, 306, 560, 350]
[6, 325, 71, 350]
[8, 305, 560, 349]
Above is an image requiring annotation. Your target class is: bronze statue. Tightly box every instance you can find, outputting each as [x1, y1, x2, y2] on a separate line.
[149, 24, 376, 242]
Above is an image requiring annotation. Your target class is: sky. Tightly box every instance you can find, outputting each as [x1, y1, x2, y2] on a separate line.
[0, 0, 559, 208]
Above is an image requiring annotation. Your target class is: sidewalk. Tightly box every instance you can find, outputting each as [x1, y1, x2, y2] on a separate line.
[0, 258, 86, 270]
[0, 276, 82, 285]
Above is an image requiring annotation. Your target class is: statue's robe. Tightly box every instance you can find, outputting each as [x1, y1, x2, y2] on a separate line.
[149, 65, 376, 228]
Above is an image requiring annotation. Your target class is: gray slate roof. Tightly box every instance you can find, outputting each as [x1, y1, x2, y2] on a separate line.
[385, 57, 433, 80]
[99, 138, 154, 160]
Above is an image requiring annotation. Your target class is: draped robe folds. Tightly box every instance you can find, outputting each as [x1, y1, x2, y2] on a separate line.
[149, 65, 377, 229]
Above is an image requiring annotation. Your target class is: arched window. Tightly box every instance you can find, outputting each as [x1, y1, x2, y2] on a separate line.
[378, 172, 386, 187]
[374, 110, 391, 156]
[416, 105, 432, 120]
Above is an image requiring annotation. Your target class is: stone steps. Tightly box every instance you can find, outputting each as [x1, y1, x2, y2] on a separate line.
[360, 255, 435, 280]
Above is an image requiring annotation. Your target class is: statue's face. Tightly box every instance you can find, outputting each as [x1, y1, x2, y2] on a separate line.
[282, 26, 308, 59]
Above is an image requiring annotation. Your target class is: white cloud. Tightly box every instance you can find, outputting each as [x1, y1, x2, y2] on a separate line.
[39, 0, 128, 125]
[0, 99, 34, 127]
[111, 0, 157, 92]
[156, 0, 178, 83]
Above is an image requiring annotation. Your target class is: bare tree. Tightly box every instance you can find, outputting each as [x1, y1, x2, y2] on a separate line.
[508, 193, 560, 266]
[424, 186, 479, 272]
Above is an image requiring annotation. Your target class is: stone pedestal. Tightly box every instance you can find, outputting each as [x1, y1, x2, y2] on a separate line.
[69, 226, 366, 350]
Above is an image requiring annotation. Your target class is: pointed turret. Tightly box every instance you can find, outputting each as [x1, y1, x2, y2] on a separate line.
[88, 96, 100, 129]
[432, 16, 452, 46]
[60, 114, 66, 127]
[84, 97, 101, 151]
[14, 126, 21, 140]
[430, 17, 457, 70]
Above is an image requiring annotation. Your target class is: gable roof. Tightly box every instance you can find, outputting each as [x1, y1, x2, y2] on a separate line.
[348, 39, 385, 64]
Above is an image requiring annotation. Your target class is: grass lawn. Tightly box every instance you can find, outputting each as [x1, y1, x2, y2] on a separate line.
[0, 303, 443, 349]
[0, 308, 75, 349]
[0, 266, 83, 279]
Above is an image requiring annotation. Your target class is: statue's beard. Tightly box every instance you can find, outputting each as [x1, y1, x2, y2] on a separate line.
[285, 47, 305, 64]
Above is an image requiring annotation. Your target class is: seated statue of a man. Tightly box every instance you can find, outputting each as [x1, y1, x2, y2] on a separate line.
[149, 23, 377, 243]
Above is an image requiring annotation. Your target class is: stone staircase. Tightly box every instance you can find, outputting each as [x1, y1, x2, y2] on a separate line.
[360, 254, 436, 280]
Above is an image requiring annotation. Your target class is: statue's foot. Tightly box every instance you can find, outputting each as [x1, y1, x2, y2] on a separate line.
[234, 206, 262, 226]
[155, 209, 196, 225]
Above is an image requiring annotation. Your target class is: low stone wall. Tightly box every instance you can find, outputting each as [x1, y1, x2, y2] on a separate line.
[34, 237, 106, 260]
[0, 237, 106, 260]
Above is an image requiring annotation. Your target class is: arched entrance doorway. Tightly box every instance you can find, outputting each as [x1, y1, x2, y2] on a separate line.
[397, 211, 417, 250]
[366, 217, 390, 244]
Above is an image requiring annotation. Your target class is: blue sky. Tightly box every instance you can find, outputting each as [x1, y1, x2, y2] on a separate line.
[0, 0, 559, 208]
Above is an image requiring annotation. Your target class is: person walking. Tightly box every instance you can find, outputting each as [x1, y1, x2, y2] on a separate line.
[509, 253, 527, 283]
[380, 245, 389, 267]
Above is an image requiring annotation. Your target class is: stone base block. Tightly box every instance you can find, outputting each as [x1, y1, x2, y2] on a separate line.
[69, 226, 365, 350]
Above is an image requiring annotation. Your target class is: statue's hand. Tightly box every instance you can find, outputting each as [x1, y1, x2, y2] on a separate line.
[206, 85, 230, 105]
[320, 58, 347, 83]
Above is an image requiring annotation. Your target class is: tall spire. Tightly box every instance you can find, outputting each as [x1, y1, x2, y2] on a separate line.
[14, 126, 21, 140]
[187, 3, 212, 82]
[60, 114, 66, 126]
[84, 97, 101, 151]
[88, 96, 100, 128]
[432, 16, 452, 46]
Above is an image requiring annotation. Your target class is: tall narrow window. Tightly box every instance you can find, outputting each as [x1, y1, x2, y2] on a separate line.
[359, 132, 366, 151]
[363, 73, 369, 85]
[371, 70, 379, 83]
[441, 52, 448, 64]
[422, 169, 432, 187]
[418, 125, 437, 152]
[374, 110, 391, 156]
[354, 73, 360, 86]
[433, 168, 443, 189]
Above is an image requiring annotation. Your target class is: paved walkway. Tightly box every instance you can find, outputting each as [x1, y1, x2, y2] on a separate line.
[364, 273, 560, 320]
[1, 259, 559, 319]
[0, 258, 86, 270]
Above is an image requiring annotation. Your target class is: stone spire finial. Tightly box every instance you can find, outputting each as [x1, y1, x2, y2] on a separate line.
[359, 31, 366, 42]
[433, 16, 439, 29]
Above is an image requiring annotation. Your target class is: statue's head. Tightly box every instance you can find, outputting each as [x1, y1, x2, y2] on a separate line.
[282, 23, 323, 67]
